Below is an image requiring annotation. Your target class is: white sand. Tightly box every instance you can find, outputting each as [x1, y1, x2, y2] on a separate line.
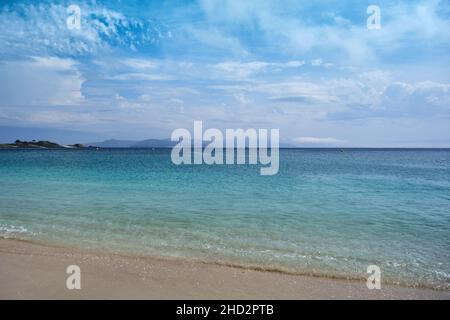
[1, 238, 448, 299]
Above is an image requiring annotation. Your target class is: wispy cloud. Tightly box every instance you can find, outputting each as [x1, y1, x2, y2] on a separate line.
[293, 137, 347, 145]
[329, 80, 450, 120]
[0, 0, 449, 146]
[108, 73, 172, 81]
[212, 60, 305, 79]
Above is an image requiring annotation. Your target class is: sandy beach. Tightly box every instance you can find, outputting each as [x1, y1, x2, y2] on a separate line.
[0, 238, 448, 300]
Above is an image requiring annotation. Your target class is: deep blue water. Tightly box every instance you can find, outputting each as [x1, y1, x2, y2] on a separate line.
[0, 148, 449, 289]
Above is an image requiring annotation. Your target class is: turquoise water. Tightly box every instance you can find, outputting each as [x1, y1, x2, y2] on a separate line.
[0, 148, 449, 289]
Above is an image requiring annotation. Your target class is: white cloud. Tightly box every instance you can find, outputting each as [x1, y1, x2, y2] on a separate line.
[293, 137, 347, 144]
[212, 60, 305, 79]
[170, 98, 184, 104]
[109, 73, 172, 81]
[186, 26, 248, 56]
[329, 80, 450, 120]
[234, 93, 252, 104]
[209, 79, 339, 105]
[120, 59, 159, 71]
[0, 57, 85, 107]
[25, 111, 96, 124]
[311, 59, 323, 67]
[114, 94, 144, 109]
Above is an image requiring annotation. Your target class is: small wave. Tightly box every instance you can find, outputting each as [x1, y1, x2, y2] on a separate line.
[0, 224, 34, 239]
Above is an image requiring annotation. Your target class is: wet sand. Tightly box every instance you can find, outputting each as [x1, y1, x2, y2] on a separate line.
[0, 238, 448, 299]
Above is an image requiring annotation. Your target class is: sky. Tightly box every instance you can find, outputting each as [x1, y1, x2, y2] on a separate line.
[0, 0, 449, 146]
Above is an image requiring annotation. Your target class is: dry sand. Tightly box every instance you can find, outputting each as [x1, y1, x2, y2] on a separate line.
[0, 238, 448, 300]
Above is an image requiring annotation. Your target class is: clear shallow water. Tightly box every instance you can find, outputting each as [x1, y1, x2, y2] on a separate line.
[0, 148, 449, 289]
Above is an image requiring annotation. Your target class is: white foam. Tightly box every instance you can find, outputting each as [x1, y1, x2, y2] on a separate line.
[0, 224, 33, 238]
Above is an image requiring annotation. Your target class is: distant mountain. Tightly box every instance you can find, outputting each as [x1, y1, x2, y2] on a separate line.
[89, 138, 176, 148]
[88, 139, 137, 148]
[89, 138, 294, 148]
[132, 139, 176, 148]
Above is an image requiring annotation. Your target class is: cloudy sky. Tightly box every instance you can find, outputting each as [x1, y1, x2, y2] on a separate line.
[0, 0, 449, 146]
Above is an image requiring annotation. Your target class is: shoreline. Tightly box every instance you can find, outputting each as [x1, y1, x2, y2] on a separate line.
[2, 235, 446, 291]
[1, 238, 449, 299]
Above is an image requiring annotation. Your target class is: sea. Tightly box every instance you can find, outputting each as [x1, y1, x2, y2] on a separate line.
[0, 148, 449, 289]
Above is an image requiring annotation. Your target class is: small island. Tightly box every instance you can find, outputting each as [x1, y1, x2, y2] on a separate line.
[0, 140, 90, 149]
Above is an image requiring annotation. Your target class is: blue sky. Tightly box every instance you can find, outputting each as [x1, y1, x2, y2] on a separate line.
[0, 0, 449, 146]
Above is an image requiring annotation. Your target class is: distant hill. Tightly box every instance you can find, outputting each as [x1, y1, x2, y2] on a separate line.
[89, 138, 294, 148]
[89, 139, 176, 148]
[132, 139, 176, 148]
[0, 140, 86, 149]
[1, 138, 294, 149]
[87, 139, 138, 148]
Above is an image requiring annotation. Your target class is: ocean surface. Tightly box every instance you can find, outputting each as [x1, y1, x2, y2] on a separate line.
[0, 148, 449, 289]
